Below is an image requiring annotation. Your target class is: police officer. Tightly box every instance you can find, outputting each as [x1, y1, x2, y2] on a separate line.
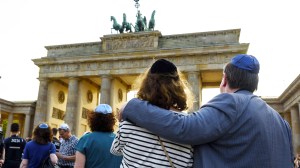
[2, 123, 26, 168]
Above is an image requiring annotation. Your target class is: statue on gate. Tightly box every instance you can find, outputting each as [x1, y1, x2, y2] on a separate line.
[111, 16, 123, 34]
[122, 13, 133, 33]
[110, 0, 156, 33]
[148, 10, 156, 31]
[134, 10, 147, 32]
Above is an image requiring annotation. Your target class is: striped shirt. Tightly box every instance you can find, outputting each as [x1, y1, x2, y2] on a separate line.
[111, 121, 193, 168]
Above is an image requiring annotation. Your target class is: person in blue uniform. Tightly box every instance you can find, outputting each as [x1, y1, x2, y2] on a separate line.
[2, 123, 26, 168]
[121, 54, 294, 168]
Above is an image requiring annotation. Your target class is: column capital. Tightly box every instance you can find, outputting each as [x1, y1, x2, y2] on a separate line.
[186, 71, 200, 74]
[68, 77, 80, 80]
[291, 106, 298, 111]
[101, 75, 113, 79]
[37, 77, 49, 82]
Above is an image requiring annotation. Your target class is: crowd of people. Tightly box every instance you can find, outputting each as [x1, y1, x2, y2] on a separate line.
[0, 54, 298, 167]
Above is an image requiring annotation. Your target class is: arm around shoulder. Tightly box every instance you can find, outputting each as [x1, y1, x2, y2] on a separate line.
[122, 94, 238, 145]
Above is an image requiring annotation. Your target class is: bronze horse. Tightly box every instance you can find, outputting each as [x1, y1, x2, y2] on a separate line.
[111, 16, 123, 33]
[122, 13, 132, 33]
[148, 10, 156, 31]
[111, 14, 133, 33]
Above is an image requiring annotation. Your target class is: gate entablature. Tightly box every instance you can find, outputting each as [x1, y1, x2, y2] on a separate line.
[34, 29, 248, 83]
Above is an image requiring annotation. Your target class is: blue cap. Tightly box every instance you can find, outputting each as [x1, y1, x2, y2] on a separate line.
[231, 54, 260, 73]
[95, 104, 112, 114]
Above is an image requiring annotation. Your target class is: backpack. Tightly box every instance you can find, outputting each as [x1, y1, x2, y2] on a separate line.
[40, 143, 55, 168]
[40, 156, 55, 168]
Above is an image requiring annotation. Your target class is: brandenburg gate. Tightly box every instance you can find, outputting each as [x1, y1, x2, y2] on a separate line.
[32, 29, 248, 136]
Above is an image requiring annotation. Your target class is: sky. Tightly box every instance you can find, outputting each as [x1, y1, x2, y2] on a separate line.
[0, 0, 299, 102]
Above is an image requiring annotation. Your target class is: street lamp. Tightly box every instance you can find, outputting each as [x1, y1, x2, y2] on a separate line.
[134, 0, 140, 9]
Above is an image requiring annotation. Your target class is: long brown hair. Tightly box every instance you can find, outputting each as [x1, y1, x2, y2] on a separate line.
[134, 61, 194, 111]
[32, 123, 53, 144]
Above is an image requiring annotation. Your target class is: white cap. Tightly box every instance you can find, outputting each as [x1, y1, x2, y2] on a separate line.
[59, 123, 70, 131]
[94, 104, 112, 114]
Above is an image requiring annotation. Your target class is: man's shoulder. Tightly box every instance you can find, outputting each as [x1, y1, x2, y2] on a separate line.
[68, 135, 79, 143]
[205, 93, 238, 106]
[208, 91, 256, 104]
[3, 137, 11, 143]
[202, 93, 250, 116]
[71, 135, 78, 140]
[3, 136, 25, 142]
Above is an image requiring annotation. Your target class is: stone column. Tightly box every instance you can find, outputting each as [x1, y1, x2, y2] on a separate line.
[23, 114, 31, 138]
[298, 102, 300, 124]
[45, 83, 52, 122]
[100, 75, 112, 104]
[5, 113, 13, 137]
[33, 78, 49, 127]
[187, 71, 202, 111]
[291, 106, 300, 154]
[65, 77, 80, 134]
[283, 111, 292, 126]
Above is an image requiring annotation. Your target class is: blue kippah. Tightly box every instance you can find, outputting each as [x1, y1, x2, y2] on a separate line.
[231, 54, 260, 73]
[39, 123, 49, 129]
[95, 104, 112, 114]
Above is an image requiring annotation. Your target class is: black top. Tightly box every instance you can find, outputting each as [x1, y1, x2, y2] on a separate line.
[52, 137, 61, 152]
[4, 135, 26, 161]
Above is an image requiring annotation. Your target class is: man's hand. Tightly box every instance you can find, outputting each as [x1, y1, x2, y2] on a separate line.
[0, 159, 4, 167]
[56, 152, 64, 159]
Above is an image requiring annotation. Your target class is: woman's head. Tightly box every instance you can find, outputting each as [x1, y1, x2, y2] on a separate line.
[88, 104, 116, 132]
[136, 59, 193, 111]
[33, 123, 53, 144]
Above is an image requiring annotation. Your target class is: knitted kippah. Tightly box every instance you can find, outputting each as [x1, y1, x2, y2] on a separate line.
[150, 59, 177, 74]
[231, 54, 260, 73]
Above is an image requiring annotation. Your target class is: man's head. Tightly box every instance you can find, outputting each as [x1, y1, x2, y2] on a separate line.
[220, 54, 260, 93]
[11, 123, 20, 133]
[58, 123, 71, 140]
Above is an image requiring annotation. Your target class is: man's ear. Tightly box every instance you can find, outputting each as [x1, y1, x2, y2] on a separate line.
[221, 74, 227, 87]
